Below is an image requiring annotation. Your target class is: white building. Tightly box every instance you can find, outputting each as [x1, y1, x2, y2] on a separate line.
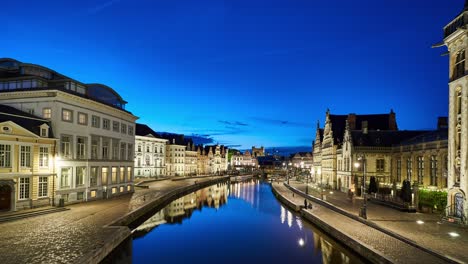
[0, 58, 138, 204]
[161, 134, 186, 176]
[134, 124, 168, 178]
[437, 2, 468, 222]
[185, 141, 197, 176]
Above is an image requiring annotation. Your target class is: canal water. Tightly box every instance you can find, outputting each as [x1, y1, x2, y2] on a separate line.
[132, 180, 365, 264]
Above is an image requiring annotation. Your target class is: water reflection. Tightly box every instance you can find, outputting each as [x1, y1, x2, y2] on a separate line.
[132, 180, 365, 264]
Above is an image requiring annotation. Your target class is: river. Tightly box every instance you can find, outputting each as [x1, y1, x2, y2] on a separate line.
[132, 180, 365, 264]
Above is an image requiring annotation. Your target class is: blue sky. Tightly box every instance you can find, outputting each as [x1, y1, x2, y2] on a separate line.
[1, 0, 460, 150]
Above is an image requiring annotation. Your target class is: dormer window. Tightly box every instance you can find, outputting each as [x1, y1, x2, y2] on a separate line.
[39, 124, 49, 138]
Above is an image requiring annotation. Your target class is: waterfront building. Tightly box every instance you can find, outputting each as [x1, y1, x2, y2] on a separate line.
[205, 145, 228, 175]
[230, 150, 257, 171]
[134, 124, 168, 178]
[290, 152, 313, 170]
[0, 58, 137, 204]
[0, 105, 56, 211]
[161, 134, 186, 176]
[197, 145, 210, 175]
[251, 146, 265, 157]
[185, 141, 197, 176]
[436, 1, 468, 221]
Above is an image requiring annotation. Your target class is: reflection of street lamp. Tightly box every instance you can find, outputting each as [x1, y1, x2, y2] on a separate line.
[354, 155, 367, 219]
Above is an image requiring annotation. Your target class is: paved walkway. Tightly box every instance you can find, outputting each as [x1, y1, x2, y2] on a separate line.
[0, 177, 226, 264]
[272, 182, 449, 263]
[289, 181, 468, 263]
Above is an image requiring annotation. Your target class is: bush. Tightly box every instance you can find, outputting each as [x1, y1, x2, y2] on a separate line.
[419, 189, 447, 211]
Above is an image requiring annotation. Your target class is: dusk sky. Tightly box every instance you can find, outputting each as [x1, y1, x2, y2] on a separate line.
[1, 0, 460, 150]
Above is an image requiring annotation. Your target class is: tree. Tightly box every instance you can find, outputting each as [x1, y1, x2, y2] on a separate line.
[368, 176, 378, 194]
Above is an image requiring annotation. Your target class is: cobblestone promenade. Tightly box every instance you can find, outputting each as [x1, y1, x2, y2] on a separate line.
[0, 177, 225, 264]
[288, 181, 468, 263]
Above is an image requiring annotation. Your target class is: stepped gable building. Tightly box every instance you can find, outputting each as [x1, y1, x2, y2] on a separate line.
[0, 105, 56, 211]
[0, 58, 138, 204]
[290, 152, 313, 170]
[185, 139, 197, 176]
[435, 0, 468, 222]
[134, 123, 168, 178]
[203, 144, 229, 175]
[315, 109, 398, 189]
[231, 150, 257, 170]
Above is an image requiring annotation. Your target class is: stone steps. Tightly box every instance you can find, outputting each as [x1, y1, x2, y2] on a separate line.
[0, 207, 69, 223]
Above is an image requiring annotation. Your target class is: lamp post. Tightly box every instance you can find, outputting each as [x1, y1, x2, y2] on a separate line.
[354, 155, 367, 219]
[287, 162, 292, 185]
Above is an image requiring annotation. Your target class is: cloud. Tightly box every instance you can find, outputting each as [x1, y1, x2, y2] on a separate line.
[218, 120, 249, 126]
[250, 117, 310, 128]
[186, 134, 214, 145]
[87, 0, 121, 14]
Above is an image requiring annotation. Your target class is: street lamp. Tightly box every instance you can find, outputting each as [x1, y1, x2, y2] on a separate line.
[354, 156, 367, 219]
[287, 162, 292, 185]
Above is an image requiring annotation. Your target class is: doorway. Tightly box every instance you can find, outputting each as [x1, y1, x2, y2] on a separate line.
[0, 185, 11, 211]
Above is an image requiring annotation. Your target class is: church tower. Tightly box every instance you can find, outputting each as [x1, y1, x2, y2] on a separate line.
[438, 0, 468, 223]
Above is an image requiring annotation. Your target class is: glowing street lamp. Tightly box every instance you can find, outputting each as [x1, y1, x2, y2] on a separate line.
[354, 155, 367, 219]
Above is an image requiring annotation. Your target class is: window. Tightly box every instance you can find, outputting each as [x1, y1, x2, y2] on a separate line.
[102, 139, 109, 159]
[112, 167, 117, 183]
[39, 147, 49, 167]
[76, 137, 87, 159]
[127, 167, 132, 182]
[38, 177, 48, 197]
[103, 119, 110, 130]
[457, 90, 462, 115]
[121, 123, 127, 134]
[77, 192, 84, 200]
[20, 146, 31, 167]
[138, 144, 142, 152]
[27, 109, 35, 115]
[62, 109, 73, 122]
[406, 158, 412, 182]
[40, 128, 48, 137]
[120, 143, 126, 160]
[61, 135, 72, 158]
[127, 144, 133, 161]
[19, 178, 30, 200]
[112, 121, 119, 132]
[376, 159, 385, 173]
[454, 50, 465, 80]
[90, 190, 97, 198]
[112, 139, 119, 160]
[91, 137, 99, 159]
[145, 155, 150, 166]
[396, 159, 401, 182]
[128, 126, 134, 135]
[417, 156, 424, 184]
[91, 115, 100, 128]
[90, 167, 98, 187]
[78, 112, 88, 125]
[76, 167, 86, 186]
[42, 108, 51, 119]
[146, 145, 150, 152]
[102, 167, 108, 185]
[0, 144, 11, 168]
[430, 156, 438, 186]
[120, 167, 125, 183]
[60, 167, 71, 188]
[137, 158, 141, 167]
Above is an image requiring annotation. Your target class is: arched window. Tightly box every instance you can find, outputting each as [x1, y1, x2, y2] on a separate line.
[457, 90, 462, 115]
[137, 144, 142, 152]
[430, 156, 438, 186]
[145, 155, 150, 166]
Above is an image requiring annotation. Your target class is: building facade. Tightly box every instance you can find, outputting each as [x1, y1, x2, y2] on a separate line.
[438, 2, 468, 221]
[0, 58, 137, 204]
[162, 134, 186, 176]
[185, 141, 197, 176]
[134, 124, 168, 178]
[230, 150, 257, 171]
[0, 105, 56, 211]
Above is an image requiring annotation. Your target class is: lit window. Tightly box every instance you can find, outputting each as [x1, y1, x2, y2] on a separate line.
[76, 137, 86, 159]
[90, 167, 98, 187]
[90, 190, 97, 198]
[61, 135, 72, 158]
[62, 109, 73, 122]
[76, 167, 86, 186]
[60, 167, 71, 188]
[42, 108, 51, 119]
[112, 167, 117, 183]
[39, 147, 49, 167]
[101, 167, 108, 185]
[120, 167, 125, 183]
[78, 112, 88, 125]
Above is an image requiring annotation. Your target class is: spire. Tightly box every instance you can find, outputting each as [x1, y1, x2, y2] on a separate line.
[316, 120, 320, 130]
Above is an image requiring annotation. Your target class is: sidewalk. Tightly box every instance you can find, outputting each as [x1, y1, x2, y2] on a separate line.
[290, 181, 468, 263]
[0, 177, 226, 264]
[272, 182, 448, 263]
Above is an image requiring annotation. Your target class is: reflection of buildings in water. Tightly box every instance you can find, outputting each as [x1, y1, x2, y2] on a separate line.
[319, 236, 351, 264]
[287, 211, 293, 228]
[295, 216, 303, 231]
[280, 206, 286, 224]
[134, 210, 166, 234]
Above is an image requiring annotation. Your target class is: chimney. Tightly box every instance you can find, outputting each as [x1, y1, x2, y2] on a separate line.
[437, 117, 448, 130]
[347, 113, 356, 130]
[362, 121, 368, 134]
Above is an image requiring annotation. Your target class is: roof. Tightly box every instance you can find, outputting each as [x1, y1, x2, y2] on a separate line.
[135, 123, 160, 138]
[397, 129, 448, 146]
[351, 130, 428, 148]
[159, 133, 186, 145]
[0, 104, 54, 138]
